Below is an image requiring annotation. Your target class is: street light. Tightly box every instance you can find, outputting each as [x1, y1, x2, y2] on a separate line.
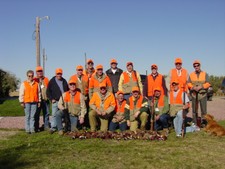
[35, 16, 50, 66]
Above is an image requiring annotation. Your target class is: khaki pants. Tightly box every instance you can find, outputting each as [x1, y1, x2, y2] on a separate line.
[89, 110, 108, 131]
[130, 112, 148, 131]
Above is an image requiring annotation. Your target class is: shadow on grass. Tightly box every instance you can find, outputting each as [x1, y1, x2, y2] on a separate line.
[0, 144, 37, 169]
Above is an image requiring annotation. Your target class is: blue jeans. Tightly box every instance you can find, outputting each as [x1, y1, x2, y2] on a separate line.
[24, 103, 37, 133]
[173, 110, 183, 135]
[155, 114, 170, 131]
[35, 100, 50, 130]
[56, 111, 78, 131]
[51, 101, 59, 130]
[109, 121, 127, 131]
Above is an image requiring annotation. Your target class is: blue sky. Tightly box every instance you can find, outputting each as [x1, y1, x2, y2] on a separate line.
[0, 0, 225, 83]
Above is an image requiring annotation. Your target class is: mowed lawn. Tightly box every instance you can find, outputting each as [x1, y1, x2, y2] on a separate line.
[0, 128, 225, 169]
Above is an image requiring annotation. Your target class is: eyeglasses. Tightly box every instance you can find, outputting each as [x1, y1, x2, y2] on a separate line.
[97, 69, 103, 71]
[37, 70, 43, 72]
[88, 62, 93, 65]
[77, 69, 83, 71]
[56, 73, 62, 75]
[175, 63, 182, 65]
[194, 65, 200, 68]
[100, 87, 106, 90]
[28, 75, 33, 77]
[69, 83, 76, 86]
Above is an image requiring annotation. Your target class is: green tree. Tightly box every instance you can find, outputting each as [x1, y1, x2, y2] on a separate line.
[208, 75, 225, 93]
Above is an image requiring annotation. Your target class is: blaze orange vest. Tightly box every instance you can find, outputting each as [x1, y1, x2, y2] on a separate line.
[170, 68, 188, 91]
[129, 95, 143, 110]
[169, 90, 183, 105]
[64, 91, 81, 104]
[23, 81, 39, 103]
[147, 74, 164, 97]
[89, 74, 112, 89]
[188, 71, 210, 89]
[34, 77, 49, 87]
[115, 99, 126, 114]
[123, 72, 137, 84]
[70, 74, 89, 96]
[154, 95, 165, 108]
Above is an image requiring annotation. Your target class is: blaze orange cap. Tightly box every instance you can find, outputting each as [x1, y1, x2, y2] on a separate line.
[36, 66, 43, 72]
[55, 68, 63, 74]
[193, 60, 201, 65]
[175, 58, 182, 64]
[87, 59, 94, 64]
[126, 62, 133, 66]
[68, 78, 76, 84]
[76, 65, 83, 70]
[151, 64, 158, 69]
[116, 91, 124, 95]
[96, 64, 103, 70]
[132, 86, 140, 92]
[110, 59, 117, 64]
[99, 82, 106, 88]
[154, 87, 161, 92]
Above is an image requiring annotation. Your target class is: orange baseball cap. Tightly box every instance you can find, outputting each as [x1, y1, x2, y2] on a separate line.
[110, 59, 117, 64]
[154, 87, 161, 92]
[116, 91, 124, 95]
[55, 68, 63, 74]
[96, 64, 103, 70]
[151, 64, 158, 69]
[68, 78, 76, 84]
[36, 66, 43, 72]
[175, 58, 182, 64]
[87, 59, 94, 64]
[99, 82, 106, 88]
[132, 86, 140, 92]
[193, 60, 201, 65]
[76, 65, 83, 70]
[126, 62, 133, 66]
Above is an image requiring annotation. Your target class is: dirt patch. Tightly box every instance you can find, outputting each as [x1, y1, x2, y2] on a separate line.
[0, 130, 20, 140]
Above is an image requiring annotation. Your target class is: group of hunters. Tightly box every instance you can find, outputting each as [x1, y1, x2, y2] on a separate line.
[19, 57, 211, 137]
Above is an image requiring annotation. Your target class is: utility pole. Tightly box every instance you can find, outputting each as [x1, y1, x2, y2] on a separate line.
[43, 48, 46, 75]
[36, 17, 40, 66]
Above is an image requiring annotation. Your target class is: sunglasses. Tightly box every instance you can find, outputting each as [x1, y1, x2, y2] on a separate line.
[28, 75, 34, 77]
[37, 70, 43, 72]
[97, 69, 103, 71]
[56, 73, 62, 75]
[175, 63, 182, 65]
[194, 65, 200, 68]
[69, 83, 76, 86]
[77, 69, 83, 71]
[100, 87, 106, 90]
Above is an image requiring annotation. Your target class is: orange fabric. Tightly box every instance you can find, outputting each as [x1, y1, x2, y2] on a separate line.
[188, 71, 211, 89]
[70, 74, 89, 95]
[89, 74, 112, 90]
[89, 92, 116, 110]
[170, 68, 188, 91]
[34, 77, 49, 87]
[64, 91, 81, 104]
[129, 95, 143, 110]
[154, 95, 165, 108]
[23, 81, 39, 103]
[115, 100, 126, 114]
[83, 69, 95, 78]
[123, 72, 137, 84]
[169, 90, 183, 104]
[147, 74, 164, 97]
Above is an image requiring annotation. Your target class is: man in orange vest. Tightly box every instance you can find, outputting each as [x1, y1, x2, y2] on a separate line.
[109, 91, 127, 131]
[125, 87, 149, 131]
[187, 60, 211, 125]
[167, 58, 189, 93]
[118, 62, 143, 100]
[89, 64, 112, 99]
[106, 59, 123, 94]
[56, 79, 87, 135]
[150, 87, 170, 134]
[70, 65, 89, 128]
[34, 66, 50, 132]
[143, 64, 168, 100]
[83, 59, 95, 79]
[89, 83, 116, 131]
[19, 70, 41, 134]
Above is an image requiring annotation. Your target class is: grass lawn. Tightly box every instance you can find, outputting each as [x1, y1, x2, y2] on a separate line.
[0, 98, 24, 116]
[0, 126, 225, 169]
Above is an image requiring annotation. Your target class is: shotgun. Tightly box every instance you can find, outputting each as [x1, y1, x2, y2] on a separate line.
[195, 91, 201, 128]
[150, 96, 155, 131]
[181, 90, 186, 138]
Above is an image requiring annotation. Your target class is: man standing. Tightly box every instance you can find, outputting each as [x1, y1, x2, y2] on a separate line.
[83, 59, 95, 79]
[125, 87, 149, 131]
[106, 59, 123, 94]
[150, 87, 170, 134]
[89, 83, 116, 132]
[118, 62, 143, 100]
[167, 58, 189, 93]
[47, 68, 69, 133]
[89, 64, 112, 99]
[56, 79, 87, 135]
[34, 66, 50, 131]
[187, 60, 211, 125]
[143, 64, 167, 100]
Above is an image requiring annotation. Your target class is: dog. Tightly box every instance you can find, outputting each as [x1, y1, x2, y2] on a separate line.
[204, 114, 225, 137]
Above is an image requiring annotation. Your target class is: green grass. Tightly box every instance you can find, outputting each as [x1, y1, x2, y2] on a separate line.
[1, 128, 225, 169]
[0, 98, 24, 116]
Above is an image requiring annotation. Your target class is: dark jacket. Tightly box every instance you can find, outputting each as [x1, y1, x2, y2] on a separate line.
[46, 76, 69, 101]
[106, 68, 123, 93]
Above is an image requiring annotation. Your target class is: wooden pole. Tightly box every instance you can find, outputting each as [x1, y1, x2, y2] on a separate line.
[43, 48, 45, 75]
[36, 17, 40, 66]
